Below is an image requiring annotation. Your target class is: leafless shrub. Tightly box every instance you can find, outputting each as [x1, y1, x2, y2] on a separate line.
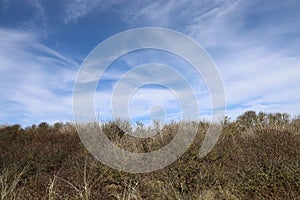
[1, 111, 300, 199]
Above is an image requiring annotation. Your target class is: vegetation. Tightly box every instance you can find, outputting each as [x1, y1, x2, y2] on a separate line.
[1, 111, 300, 199]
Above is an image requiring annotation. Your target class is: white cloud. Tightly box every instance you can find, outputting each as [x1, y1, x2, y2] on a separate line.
[2, 0, 300, 126]
[0, 28, 78, 126]
[94, 86, 183, 124]
[63, 0, 118, 23]
[91, 61, 206, 124]
[115, 0, 300, 118]
[27, 0, 47, 26]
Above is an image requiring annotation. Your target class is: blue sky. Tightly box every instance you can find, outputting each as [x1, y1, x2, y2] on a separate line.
[0, 0, 300, 126]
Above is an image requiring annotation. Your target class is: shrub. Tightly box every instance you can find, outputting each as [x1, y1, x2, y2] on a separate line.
[0, 112, 300, 199]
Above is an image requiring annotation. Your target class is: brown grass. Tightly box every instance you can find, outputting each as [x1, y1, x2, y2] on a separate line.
[0, 111, 300, 199]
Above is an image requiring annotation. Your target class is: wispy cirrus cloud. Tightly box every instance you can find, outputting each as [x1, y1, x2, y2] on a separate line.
[37, 0, 300, 121]
[95, 0, 300, 118]
[62, 0, 119, 23]
[1, 0, 300, 126]
[0, 28, 78, 125]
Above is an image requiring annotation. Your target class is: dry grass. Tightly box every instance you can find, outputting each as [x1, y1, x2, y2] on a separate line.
[0, 111, 300, 199]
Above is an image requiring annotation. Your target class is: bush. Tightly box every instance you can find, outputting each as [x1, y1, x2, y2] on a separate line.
[0, 112, 300, 199]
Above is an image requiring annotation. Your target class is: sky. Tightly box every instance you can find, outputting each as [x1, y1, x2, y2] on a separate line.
[0, 0, 300, 126]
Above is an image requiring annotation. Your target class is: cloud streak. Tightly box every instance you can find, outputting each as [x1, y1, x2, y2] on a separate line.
[113, 0, 300, 118]
[1, 0, 300, 126]
[0, 28, 78, 126]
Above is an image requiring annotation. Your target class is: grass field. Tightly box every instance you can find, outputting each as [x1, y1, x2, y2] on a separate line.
[1, 111, 300, 199]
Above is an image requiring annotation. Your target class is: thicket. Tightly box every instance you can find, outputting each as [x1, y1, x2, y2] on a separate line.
[0, 111, 300, 199]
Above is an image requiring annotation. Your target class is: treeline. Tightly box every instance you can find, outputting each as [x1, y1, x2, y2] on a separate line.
[1, 110, 300, 134]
